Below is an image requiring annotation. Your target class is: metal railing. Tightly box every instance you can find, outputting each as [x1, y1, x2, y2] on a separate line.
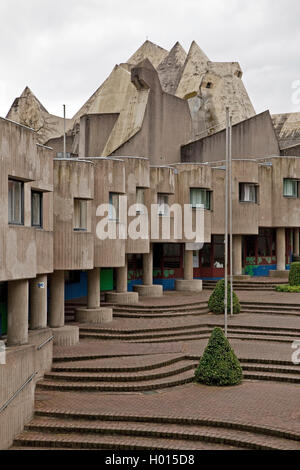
[37, 335, 54, 351]
[0, 372, 37, 414]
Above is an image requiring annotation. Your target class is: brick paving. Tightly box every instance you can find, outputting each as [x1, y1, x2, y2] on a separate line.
[13, 291, 300, 450]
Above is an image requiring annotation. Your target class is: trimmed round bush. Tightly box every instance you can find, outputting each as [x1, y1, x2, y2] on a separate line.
[289, 262, 300, 286]
[208, 279, 241, 314]
[195, 327, 243, 386]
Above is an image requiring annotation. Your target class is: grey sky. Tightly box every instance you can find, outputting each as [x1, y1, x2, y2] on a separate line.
[1, 0, 299, 118]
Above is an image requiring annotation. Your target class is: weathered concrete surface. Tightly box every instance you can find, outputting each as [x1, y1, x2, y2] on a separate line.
[272, 112, 300, 149]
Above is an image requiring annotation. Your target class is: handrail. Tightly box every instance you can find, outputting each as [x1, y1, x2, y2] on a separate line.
[0, 372, 37, 414]
[37, 335, 54, 351]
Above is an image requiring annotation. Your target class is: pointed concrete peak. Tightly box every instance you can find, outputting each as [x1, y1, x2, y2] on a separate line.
[187, 41, 209, 62]
[168, 42, 187, 62]
[19, 86, 48, 113]
[127, 40, 169, 68]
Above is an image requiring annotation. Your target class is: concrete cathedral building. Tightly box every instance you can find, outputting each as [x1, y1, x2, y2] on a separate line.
[1, 40, 300, 448]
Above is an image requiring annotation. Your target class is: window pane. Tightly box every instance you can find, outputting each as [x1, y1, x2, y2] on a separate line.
[109, 193, 119, 220]
[240, 183, 257, 203]
[190, 188, 211, 209]
[157, 193, 168, 215]
[283, 179, 297, 197]
[32, 192, 42, 226]
[74, 199, 87, 229]
[8, 179, 23, 224]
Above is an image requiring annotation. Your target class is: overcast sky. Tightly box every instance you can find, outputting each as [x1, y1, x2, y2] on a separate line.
[1, 0, 299, 119]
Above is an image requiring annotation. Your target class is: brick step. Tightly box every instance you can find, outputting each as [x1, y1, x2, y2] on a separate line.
[241, 302, 300, 310]
[12, 431, 241, 450]
[113, 306, 210, 314]
[241, 309, 300, 316]
[114, 310, 209, 318]
[204, 286, 276, 291]
[44, 361, 197, 383]
[243, 371, 300, 384]
[112, 301, 209, 312]
[240, 363, 300, 375]
[15, 416, 300, 450]
[128, 332, 295, 344]
[79, 323, 300, 339]
[36, 369, 195, 392]
[53, 354, 187, 373]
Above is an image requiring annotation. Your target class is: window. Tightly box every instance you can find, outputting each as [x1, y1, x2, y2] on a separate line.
[283, 179, 298, 198]
[136, 187, 145, 214]
[239, 183, 258, 203]
[74, 199, 87, 231]
[206, 82, 212, 89]
[31, 191, 43, 228]
[8, 179, 24, 225]
[109, 192, 119, 220]
[157, 193, 169, 216]
[190, 188, 211, 210]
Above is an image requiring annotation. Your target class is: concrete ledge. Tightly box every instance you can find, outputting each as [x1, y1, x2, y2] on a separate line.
[105, 292, 139, 305]
[269, 270, 289, 279]
[75, 307, 113, 324]
[51, 325, 79, 347]
[175, 279, 203, 292]
[133, 284, 163, 297]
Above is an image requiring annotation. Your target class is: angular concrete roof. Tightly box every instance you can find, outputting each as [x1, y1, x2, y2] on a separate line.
[272, 112, 300, 149]
[176, 41, 210, 99]
[127, 40, 169, 68]
[157, 42, 187, 95]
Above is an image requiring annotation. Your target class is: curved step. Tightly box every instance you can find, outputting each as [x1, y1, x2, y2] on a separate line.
[16, 416, 300, 450]
[44, 361, 197, 383]
[12, 430, 242, 450]
[36, 369, 195, 392]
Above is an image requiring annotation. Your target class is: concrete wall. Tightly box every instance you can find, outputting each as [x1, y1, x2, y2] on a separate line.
[53, 158, 94, 270]
[181, 111, 280, 164]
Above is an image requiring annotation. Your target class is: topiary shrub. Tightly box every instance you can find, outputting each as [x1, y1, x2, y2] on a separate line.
[289, 262, 300, 286]
[195, 327, 243, 386]
[208, 279, 241, 314]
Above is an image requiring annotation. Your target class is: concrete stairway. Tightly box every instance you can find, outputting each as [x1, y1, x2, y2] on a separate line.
[240, 301, 300, 316]
[203, 280, 286, 291]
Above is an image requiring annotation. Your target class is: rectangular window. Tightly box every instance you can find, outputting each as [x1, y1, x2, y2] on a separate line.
[283, 179, 298, 198]
[136, 187, 145, 214]
[31, 191, 43, 228]
[8, 179, 24, 225]
[157, 193, 169, 216]
[74, 199, 87, 231]
[109, 192, 119, 221]
[239, 183, 258, 203]
[190, 188, 211, 210]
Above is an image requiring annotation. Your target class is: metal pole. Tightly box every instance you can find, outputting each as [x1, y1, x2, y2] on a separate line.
[224, 107, 229, 337]
[229, 115, 233, 316]
[63, 104, 66, 158]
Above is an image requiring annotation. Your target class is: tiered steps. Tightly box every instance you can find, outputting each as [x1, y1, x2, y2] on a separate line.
[12, 412, 300, 450]
[203, 280, 286, 291]
[112, 301, 210, 318]
[240, 301, 300, 316]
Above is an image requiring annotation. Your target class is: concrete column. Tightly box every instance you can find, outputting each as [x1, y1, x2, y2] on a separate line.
[143, 245, 153, 285]
[233, 235, 242, 276]
[87, 268, 100, 309]
[294, 228, 300, 256]
[49, 270, 65, 328]
[184, 249, 193, 281]
[7, 279, 29, 346]
[276, 228, 286, 271]
[116, 258, 128, 293]
[29, 274, 47, 330]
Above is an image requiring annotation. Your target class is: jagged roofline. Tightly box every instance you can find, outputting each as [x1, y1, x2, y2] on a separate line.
[6, 86, 49, 117]
[127, 39, 169, 67]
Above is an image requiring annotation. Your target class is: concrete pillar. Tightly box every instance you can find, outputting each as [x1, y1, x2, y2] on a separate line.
[29, 274, 47, 330]
[143, 245, 153, 285]
[7, 279, 29, 346]
[49, 270, 65, 328]
[87, 268, 100, 309]
[233, 235, 242, 276]
[184, 249, 193, 281]
[276, 228, 286, 271]
[116, 258, 128, 293]
[294, 228, 300, 256]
